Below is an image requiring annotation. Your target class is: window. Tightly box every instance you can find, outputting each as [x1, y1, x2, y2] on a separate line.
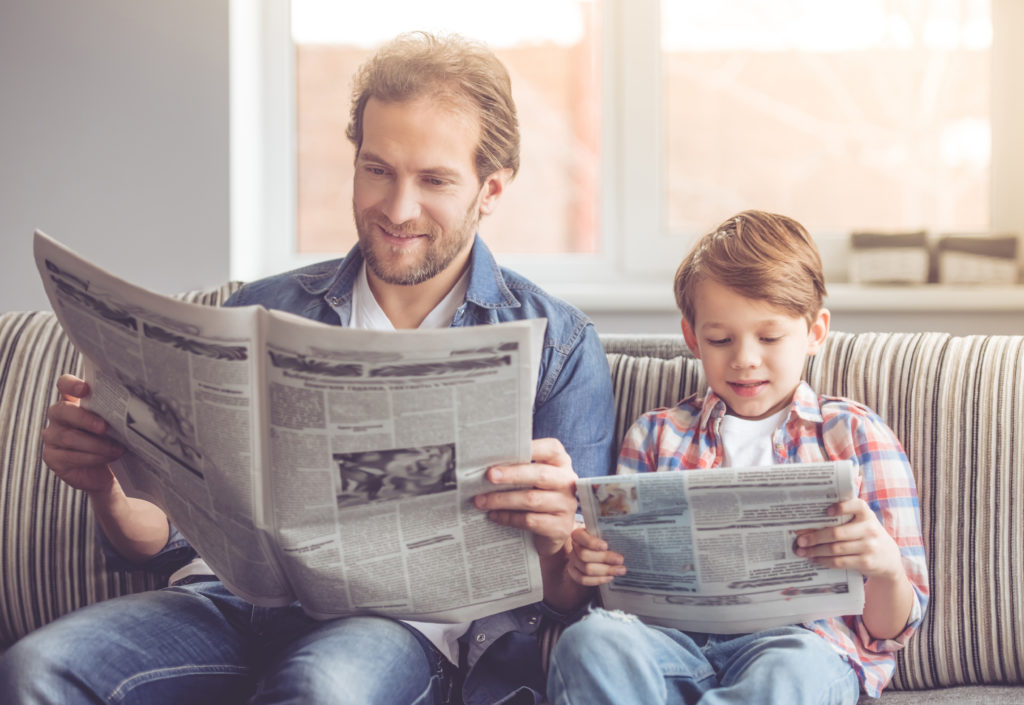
[290, 0, 602, 258]
[232, 0, 1022, 306]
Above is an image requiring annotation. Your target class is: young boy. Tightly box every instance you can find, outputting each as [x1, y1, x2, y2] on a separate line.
[548, 211, 929, 705]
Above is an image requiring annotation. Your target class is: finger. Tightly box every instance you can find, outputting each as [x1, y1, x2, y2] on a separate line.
[485, 462, 577, 493]
[571, 527, 608, 551]
[575, 546, 625, 566]
[41, 423, 123, 458]
[56, 374, 89, 402]
[475, 486, 576, 515]
[47, 401, 108, 436]
[41, 446, 118, 474]
[567, 561, 617, 587]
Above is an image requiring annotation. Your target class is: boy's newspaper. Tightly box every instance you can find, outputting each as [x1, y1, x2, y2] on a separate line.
[34, 230, 547, 622]
[578, 461, 865, 634]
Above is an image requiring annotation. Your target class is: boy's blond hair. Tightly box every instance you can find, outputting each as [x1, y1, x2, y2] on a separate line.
[346, 31, 520, 183]
[673, 210, 827, 326]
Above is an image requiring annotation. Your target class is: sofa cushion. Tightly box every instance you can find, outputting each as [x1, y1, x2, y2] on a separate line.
[603, 331, 1024, 691]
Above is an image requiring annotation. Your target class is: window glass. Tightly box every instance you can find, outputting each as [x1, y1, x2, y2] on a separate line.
[292, 0, 601, 255]
[662, 0, 991, 235]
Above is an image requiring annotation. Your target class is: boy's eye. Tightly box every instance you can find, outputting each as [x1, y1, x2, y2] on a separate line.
[707, 338, 730, 346]
[760, 336, 781, 343]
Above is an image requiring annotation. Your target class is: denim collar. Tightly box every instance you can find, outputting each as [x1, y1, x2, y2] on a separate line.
[295, 235, 521, 316]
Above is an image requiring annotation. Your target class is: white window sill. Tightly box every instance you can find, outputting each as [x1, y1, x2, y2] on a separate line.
[548, 282, 1024, 314]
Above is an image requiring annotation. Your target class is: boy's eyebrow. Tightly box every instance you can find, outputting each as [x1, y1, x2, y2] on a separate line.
[357, 150, 462, 180]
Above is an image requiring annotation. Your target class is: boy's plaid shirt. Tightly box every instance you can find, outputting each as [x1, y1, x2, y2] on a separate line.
[617, 381, 929, 698]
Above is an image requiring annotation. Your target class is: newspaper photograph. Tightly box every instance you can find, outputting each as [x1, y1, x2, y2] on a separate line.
[577, 461, 865, 634]
[33, 230, 546, 623]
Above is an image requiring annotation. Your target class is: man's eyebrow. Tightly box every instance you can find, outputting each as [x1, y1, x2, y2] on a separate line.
[357, 151, 462, 179]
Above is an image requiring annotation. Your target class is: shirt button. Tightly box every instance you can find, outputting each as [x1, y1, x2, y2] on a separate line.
[328, 297, 340, 305]
[475, 633, 487, 643]
[527, 616, 538, 625]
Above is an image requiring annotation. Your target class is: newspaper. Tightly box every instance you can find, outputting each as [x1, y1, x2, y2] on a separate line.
[577, 461, 865, 634]
[33, 230, 547, 622]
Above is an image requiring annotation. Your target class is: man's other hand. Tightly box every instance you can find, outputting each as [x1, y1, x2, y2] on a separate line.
[473, 438, 578, 558]
[41, 374, 124, 493]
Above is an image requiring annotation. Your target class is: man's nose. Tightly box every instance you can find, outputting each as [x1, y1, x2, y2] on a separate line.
[381, 180, 421, 224]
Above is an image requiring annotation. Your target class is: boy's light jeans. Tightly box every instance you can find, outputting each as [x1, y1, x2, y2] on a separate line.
[547, 608, 860, 705]
[0, 580, 453, 705]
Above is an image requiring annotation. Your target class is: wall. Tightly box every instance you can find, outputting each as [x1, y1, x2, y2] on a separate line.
[0, 1, 1017, 335]
[0, 0, 230, 313]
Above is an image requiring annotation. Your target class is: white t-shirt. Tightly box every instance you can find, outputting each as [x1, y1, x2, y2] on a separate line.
[719, 408, 787, 468]
[170, 263, 472, 664]
[345, 262, 472, 664]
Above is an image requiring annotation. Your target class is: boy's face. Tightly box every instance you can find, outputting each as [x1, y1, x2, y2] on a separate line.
[681, 278, 829, 420]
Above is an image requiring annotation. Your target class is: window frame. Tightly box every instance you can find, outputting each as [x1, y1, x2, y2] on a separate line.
[231, 0, 1024, 309]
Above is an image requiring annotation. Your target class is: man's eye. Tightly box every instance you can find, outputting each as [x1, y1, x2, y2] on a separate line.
[365, 166, 387, 176]
[424, 177, 446, 187]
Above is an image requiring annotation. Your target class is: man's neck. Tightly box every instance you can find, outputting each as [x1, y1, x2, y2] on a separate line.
[366, 261, 469, 329]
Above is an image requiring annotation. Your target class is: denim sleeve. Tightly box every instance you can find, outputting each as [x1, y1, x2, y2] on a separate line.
[96, 520, 198, 574]
[532, 323, 616, 480]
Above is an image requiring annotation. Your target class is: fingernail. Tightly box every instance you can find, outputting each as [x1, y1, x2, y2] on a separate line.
[490, 469, 502, 482]
[93, 419, 106, 434]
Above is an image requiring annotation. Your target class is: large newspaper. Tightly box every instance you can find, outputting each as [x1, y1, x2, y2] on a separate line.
[33, 230, 546, 622]
[578, 461, 865, 634]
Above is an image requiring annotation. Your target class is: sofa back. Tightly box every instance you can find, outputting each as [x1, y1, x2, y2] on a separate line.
[1, 289, 1022, 692]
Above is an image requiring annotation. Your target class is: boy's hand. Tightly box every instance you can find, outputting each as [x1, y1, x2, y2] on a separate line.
[794, 498, 903, 581]
[566, 527, 627, 586]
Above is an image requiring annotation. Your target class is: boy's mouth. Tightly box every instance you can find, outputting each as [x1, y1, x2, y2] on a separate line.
[729, 380, 768, 397]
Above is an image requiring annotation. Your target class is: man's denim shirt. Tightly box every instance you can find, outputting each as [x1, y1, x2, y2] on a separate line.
[107, 236, 616, 705]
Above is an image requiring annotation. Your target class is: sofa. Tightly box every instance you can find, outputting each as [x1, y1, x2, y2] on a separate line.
[1, 282, 1022, 703]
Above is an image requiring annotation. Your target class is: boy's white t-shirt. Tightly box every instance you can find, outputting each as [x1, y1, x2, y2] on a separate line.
[719, 408, 788, 468]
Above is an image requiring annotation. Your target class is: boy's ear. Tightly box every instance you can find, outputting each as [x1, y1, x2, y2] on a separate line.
[806, 308, 830, 356]
[681, 318, 701, 359]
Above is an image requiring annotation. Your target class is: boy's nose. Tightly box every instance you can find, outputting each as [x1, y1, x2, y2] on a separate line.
[731, 341, 761, 368]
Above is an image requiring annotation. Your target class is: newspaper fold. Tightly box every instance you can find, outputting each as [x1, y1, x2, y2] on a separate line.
[578, 461, 864, 634]
[34, 230, 546, 623]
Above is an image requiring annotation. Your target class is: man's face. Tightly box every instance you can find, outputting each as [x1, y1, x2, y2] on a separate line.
[681, 278, 828, 420]
[353, 96, 504, 287]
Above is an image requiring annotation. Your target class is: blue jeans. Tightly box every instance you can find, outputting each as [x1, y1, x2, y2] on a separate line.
[547, 608, 860, 705]
[0, 581, 455, 705]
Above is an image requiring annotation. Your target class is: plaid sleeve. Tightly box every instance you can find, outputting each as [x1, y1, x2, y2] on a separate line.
[616, 412, 660, 475]
[822, 404, 930, 653]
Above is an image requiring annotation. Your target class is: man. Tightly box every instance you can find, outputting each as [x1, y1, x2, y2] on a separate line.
[0, 32, 615, 705]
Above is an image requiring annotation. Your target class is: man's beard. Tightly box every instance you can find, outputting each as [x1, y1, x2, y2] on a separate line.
[356, 199, 480, 286]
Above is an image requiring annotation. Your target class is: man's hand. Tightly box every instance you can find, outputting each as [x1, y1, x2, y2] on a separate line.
[566, 527, 626, 587]
[473, 438, 578, 558]
[41, 375, 124, 494]
[41, 374, 170, 563]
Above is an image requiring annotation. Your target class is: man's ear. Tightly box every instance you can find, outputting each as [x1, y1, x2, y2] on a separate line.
[681, 318, 701, 359]
[478, 168, 513, 216]
[806, 308, 830, 356]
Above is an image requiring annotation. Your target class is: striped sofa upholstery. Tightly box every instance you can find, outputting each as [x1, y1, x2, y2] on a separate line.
[2, 288, 1022, 702]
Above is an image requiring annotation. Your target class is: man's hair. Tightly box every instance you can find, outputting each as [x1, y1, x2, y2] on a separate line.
[673, 210, 827, 326]
[346, 31, 520, 182]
